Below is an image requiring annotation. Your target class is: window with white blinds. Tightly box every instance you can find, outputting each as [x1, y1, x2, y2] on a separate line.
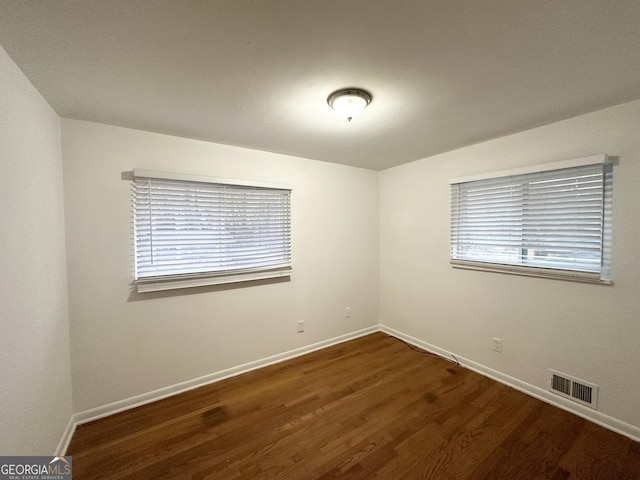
[450, 156, 613, 283]
[133, 170, 292, 292]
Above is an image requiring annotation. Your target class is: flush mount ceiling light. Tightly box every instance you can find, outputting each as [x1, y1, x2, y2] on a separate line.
[327, 88, 372, 122]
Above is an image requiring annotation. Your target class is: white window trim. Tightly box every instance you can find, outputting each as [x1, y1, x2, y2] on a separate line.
[449, 260, 612, 285]
[448, 154, 608, 185]
[135, 266, 292, 293]
[449, 154, 613, 285]
[134, 169, 292, 191]
[133, 169, 292, 293]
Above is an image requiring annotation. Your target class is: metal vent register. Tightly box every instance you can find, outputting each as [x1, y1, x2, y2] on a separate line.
[549, 369, 598, 409]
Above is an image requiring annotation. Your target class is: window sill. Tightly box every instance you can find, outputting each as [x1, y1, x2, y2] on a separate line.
[450, 260, 612, 285]
[135, 267, 292, 293]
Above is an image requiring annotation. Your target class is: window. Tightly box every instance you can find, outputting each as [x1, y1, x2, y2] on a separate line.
[133, 170, 291, 292]
[449, 155, 613, 284]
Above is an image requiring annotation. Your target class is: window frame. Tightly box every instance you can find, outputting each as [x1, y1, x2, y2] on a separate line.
[133, 169, 292, 293]
[449, 155, 613, 284]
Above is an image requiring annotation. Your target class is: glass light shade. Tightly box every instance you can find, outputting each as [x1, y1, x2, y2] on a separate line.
[327, 89, 372, 121]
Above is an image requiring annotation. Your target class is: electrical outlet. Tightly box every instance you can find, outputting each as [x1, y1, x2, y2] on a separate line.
[297, 321, 304, 333]
[344, 307, 352, 318]
[493, 337, 503, 353]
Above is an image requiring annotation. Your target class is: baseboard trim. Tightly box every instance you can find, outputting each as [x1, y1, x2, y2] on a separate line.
[72, 325, 378, 428]
[380, 325, 640, 443]
[55, 415, 76, 456]
[63, 323, 638, 452]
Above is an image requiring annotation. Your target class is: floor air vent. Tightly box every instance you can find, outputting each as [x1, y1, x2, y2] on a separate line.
[549, 370, 598, 409]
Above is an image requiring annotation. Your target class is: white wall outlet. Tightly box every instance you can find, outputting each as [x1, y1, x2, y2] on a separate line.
[493, 337, 503, 353]
[344, 307, 352, 318]
[297, 321, 304, 333]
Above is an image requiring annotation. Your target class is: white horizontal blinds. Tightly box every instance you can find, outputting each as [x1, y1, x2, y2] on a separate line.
[450, 162, 612, 278]
[134, 176, 291, 280]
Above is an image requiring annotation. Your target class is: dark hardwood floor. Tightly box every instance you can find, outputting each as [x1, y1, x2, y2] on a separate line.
[67, 332, 639, 479]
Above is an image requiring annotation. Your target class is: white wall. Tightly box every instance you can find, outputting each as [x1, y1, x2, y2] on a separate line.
[0, 45, 73, 454]
[62, 120, 379, 413]
[380, 100, 640, 434]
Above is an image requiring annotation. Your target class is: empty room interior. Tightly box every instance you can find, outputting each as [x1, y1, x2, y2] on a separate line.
[1, 1, 639, 478]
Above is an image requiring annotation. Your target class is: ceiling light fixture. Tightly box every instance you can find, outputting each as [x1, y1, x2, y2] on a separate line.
[327, 88, 372, 122]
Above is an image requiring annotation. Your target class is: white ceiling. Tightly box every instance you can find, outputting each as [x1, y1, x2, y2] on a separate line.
[1, 1, 640, 170]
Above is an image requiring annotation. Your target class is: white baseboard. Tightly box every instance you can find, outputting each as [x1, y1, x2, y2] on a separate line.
[380, 325, 640, 443]
[61, 323, 638, 453]
[55, 415, 76, 456]
[72, 325, 378, 428]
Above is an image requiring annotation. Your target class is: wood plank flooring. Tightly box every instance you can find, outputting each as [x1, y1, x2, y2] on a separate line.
[67, 332, 640, 479]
